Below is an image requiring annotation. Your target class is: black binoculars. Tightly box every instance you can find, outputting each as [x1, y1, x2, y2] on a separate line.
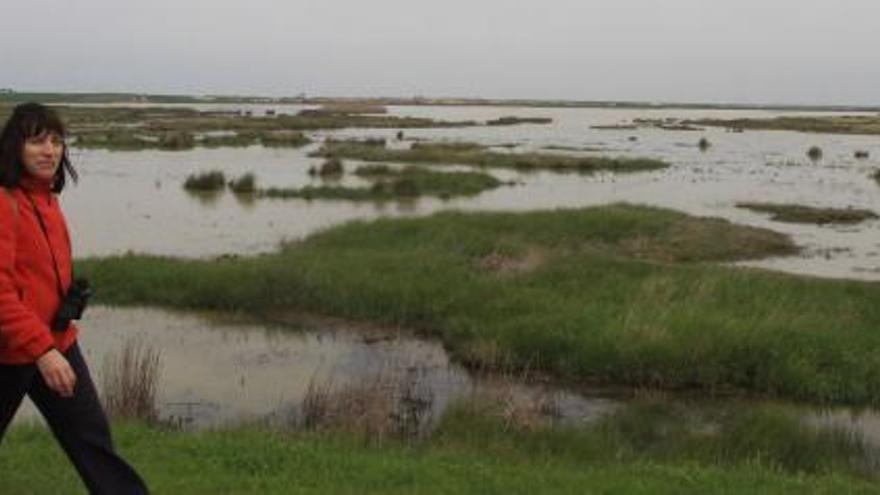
[52, 278, 92, 332]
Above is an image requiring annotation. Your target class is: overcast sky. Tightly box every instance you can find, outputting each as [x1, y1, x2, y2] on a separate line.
[2, 0, 877, 105]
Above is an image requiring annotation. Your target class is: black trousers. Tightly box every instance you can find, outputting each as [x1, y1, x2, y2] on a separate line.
[0, 342, 149, 494]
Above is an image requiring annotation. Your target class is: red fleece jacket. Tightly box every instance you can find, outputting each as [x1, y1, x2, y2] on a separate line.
[0, 177, 78, 364]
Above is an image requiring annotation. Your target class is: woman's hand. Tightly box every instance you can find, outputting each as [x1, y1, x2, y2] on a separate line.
[36, 348, 77, 397]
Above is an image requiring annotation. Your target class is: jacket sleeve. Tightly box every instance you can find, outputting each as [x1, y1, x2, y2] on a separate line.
[0, 193, 55, 360]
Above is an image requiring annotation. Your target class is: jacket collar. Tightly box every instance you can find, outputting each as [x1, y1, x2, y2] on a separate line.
[19, 175, 54, 195]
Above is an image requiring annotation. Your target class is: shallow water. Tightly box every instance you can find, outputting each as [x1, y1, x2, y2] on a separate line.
[11, 304, 880, 464]
[12, 306, 614, 430]
[61, 104, 880, 280]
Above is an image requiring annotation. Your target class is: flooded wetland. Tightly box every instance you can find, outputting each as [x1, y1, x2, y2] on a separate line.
[7, 101, 880, 488]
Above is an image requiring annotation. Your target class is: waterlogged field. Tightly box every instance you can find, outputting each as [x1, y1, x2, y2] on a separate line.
[8, 102, 880, 492]
[53, 104, 880, 281]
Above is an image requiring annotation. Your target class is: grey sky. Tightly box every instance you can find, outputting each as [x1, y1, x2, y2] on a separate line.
[3, 0, 878, 105]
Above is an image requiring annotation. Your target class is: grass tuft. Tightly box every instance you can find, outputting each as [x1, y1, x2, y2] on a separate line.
[183, 171, 226, 191]
[737, 202, 879, 225]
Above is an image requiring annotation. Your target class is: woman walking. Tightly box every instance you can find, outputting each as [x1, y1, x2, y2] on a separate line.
[0, 103, 148, 494]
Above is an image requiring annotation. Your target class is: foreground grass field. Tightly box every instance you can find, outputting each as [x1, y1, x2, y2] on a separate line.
[76, 203, 880, 405]
[2, 403, 876, 494]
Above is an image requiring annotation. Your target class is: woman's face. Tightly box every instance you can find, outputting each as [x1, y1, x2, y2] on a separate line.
[21, 131, 63, 182]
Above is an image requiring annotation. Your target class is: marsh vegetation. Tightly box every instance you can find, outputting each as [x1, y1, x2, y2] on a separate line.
[6, 376, 879, 493]
[265, 165, 506, 201]
[97, 206, 880, 408]
[313, 139, 669, 174]
[183, 171, 227, 192]
[737, 202, 879, 225]
[689, 115, 880, 135]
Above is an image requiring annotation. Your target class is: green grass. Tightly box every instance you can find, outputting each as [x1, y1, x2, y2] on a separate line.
[689, 115, 880, 135]
[410, 141, 486, 152]
[0, 104, 480, 152]
[199, 131, 312, 149]
[157, 131, 196, 150]
[75, 204, 880, 406]
[263, 166, 505, 201]
[307, 103, 389, 115]
[257, 131, 312, 148]
[2, 400, 877, 494]
[736, 203, 879, 225]
[6, 407, 876, 495]
[591, 124, 639, 130]
[75, 130, 159, 151]
[313, 140, 668, 174]
[485, 116, 553, 126]
[353, 164, 396, 177]
[75, 129, 311, 151]
[199, 132, 260, 148]
[76, 130, 197, 151]
[542, 145, 605, 152]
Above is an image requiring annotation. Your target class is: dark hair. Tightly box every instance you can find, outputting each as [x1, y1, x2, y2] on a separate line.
[0, 102, 78, 193]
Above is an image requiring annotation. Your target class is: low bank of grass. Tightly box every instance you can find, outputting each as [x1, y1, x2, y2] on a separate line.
[737, 202, 879, 225]
[262, 166, 506, 201]
[0, 104, 482, 151]
[77, 204, 880, 407]
[2, 400, 875, 494]
[485, 116, 553, 126]
[76, 129, 312, 151]
[228, 173, 257, 194]
[183, 171, 226, 191]
[312, 140, 668, 174]
[258, 130, 312, 148]
[542, 145, 606, 152]
[689, 115, 880, 135]
[307, 103, 389, 115]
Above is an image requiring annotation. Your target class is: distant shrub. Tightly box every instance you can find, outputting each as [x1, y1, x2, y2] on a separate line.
[159, 131, 196, 150]
[228, 173, 257, 194]
[183, 170, 226, 191]
[259, 131, 310, 148]
[391, 177, 420, 197]
[319, 157, 344, 177]
[354, 164, 395, 177]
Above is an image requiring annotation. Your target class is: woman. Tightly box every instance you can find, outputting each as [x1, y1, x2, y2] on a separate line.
[0, 103, 148, 494]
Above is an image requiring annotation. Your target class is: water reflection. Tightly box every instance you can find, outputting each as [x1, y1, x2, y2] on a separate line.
[185, 189, 225, 207]
[8, 304, 880, 467]
[12, 306, 610, 430]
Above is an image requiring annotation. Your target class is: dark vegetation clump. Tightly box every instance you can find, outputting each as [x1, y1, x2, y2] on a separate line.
[228, 173, 257, 194]
[183, 170, 226, 191]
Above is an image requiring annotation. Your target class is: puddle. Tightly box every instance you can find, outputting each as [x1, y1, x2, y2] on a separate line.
[10, 304, 880, 470]
[12, 306, 614, 430]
